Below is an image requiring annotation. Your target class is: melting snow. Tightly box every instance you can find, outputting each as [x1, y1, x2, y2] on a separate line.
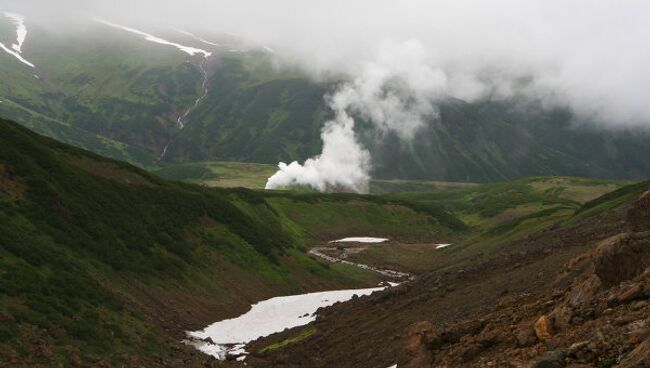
[94, 19, 211, 57]
[330, 237, 389, 243]
[175, 29, 221, 47]
[435, 243, 452, 249]
[4, 12, 26, 52]
[0, 12, 34, 67]
[187, 286, 385, 359]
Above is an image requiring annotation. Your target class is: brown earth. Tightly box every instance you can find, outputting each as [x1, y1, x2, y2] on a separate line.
[225, 188, 650, 368]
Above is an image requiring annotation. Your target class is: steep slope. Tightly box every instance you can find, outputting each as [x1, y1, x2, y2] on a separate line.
[0, 118, 460, 366]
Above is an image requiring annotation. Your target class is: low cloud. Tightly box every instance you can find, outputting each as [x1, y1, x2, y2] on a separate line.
[4, 0, 650, 191]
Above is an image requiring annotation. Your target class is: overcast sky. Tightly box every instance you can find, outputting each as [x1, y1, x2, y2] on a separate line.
[2, 0, 650, 126]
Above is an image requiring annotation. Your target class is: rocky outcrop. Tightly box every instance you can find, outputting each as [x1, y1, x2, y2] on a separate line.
[594, 232, 650, 287]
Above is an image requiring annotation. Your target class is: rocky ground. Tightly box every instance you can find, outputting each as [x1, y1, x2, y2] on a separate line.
[223, 188, 650, 368]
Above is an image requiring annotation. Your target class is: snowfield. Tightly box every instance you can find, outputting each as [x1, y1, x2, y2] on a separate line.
[0, 12, 34, 67]
[330, 237, 389, 243]
[94, 19, 212, 57]
[187, 286, 385, 359]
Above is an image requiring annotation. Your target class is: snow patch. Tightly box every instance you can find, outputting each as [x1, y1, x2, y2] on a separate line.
[187, 287, 384, 359]
[175, 29, 221, 47]
[94, 19, 211, 57]
[3, 12, 26, 52]
[330, 237, 389, 243]
[0, 12, 34, 67]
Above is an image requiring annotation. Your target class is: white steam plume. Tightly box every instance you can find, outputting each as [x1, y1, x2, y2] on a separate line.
[264, 107, 371, 193]
[265, 40, 443, 192]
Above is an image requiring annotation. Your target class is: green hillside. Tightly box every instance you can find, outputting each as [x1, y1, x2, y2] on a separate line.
[0, 21, 204, 165]
[0, 118, 460, 366]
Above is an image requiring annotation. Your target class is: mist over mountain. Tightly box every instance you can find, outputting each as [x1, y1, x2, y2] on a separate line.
[4, 0, 649, 191]
[5, 0, 650, 125]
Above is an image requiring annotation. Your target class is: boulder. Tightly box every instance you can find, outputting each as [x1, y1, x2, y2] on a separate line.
[593, 233, 650, 287]
[535, 315, 554, 341]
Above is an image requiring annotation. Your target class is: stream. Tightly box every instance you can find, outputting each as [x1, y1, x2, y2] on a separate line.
[158, 56, 210, 160]
[309, 237, 413, 280]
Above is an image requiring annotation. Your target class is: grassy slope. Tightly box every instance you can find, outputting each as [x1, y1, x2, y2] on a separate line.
[0, 119, 462, 365]
[153, 160, 278, 189]
[0, 21, 206, 166]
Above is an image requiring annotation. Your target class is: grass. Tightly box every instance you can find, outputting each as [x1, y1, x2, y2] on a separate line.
[153, 161, 277, 188]
[258, 326, 316, 353]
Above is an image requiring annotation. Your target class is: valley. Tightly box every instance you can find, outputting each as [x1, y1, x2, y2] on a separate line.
[1, 5, 650, 368]
[2, 117, 648, 367]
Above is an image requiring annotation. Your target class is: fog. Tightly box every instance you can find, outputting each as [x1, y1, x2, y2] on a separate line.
[3, 0, 649, 124]
[3, 0, 650, 191]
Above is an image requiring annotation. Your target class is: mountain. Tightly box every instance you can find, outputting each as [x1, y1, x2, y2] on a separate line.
[0, 118, 464, 365]
[2, 15, 650, 184]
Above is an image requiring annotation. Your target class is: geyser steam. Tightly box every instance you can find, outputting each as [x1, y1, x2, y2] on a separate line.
[265, 40, 443, 192]
[265, 103, 371, 193]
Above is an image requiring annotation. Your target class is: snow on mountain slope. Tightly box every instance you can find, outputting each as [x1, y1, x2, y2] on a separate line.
[4, 12, 26, 52]
[0, 12, 34, 67]
[94, 18, 212, 57]
[175, 29, 221, 47]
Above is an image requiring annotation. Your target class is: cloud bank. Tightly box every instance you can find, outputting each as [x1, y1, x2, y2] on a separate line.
[3, 0, 650, 191]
